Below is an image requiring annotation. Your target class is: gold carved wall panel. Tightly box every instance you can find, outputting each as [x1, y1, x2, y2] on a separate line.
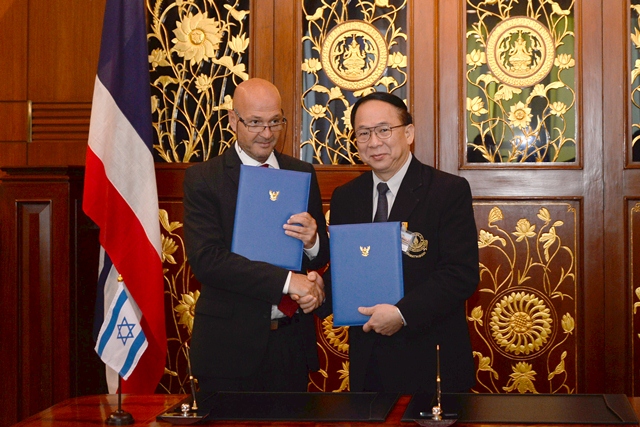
[301, 0, 408, 164]
[309, 314, 350, 392]
[147, 0, 250, 163]
[470, 201, 578, 393]
[632, 201, 640, 395]
[157, 204, 195, 394]
[465, 0, 576, 163]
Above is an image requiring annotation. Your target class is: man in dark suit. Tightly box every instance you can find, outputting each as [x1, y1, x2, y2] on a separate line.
[183, 78, 329, 392]
[328, 92, 479, 393]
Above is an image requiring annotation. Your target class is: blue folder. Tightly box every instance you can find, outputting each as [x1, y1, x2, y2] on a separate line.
[231, 165, 311, 271]
[329, 222, 405, 326]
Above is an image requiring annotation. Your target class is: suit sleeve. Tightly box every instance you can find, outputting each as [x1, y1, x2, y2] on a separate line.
[305, 165, 329, 270]
[396, 177, 479, 330]
[183, 163, 288, 305]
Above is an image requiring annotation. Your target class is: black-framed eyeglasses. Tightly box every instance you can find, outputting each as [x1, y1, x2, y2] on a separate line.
[354, 124, 407, 143]
[234, 109, 287, 133]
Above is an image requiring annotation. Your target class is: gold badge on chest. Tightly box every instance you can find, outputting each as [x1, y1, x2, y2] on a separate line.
[401, 223, 428, 258]
[406, 232, 428, 258]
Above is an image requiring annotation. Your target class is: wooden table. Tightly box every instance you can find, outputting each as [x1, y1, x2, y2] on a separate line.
[11, 394, 640, 426]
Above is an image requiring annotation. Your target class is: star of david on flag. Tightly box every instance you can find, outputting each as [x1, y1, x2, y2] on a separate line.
[95, 276, 148, 380]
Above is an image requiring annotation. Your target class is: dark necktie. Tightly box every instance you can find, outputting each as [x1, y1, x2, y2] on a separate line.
[258, 163, 298, 316]
[374, 182, 389, 222]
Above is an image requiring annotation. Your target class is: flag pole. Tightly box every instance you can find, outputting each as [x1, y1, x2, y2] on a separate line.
[106, 375, 135, 425]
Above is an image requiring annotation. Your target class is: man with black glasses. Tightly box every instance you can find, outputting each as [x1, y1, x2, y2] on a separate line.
[328, 92, 479, 393]
[183, 78, 328, 392]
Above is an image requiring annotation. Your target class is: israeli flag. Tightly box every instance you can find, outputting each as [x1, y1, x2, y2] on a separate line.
[95, 279, 148, 380]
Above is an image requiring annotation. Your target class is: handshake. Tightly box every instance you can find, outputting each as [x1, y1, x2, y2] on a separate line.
[288, 271, 325, 313]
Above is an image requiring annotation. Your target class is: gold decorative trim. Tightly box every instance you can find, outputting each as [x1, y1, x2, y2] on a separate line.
[486, 17, 555, 88]
[487, 288, 556, 359]
[321, 20, 389, 91]
[470, 201, 577, 393]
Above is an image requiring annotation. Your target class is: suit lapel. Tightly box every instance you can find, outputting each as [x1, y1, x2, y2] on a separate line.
[353, 173, 375, 223]
[223, 147, 242, 187]
[388, 157, 430, 223]
[274, 150, 299, 172]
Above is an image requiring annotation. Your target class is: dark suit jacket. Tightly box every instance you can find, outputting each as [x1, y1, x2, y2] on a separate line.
[329, 156, 479, 393]
[183, 148, 329, 379]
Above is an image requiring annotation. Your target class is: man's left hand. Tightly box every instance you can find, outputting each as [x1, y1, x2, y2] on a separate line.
[283, 212, 317, 249]
[359, 304, 404, 336]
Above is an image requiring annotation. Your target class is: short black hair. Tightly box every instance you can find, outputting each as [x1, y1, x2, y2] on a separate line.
[350, 92, 412, 128]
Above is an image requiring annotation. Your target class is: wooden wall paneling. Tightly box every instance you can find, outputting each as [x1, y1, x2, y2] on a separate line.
[249, 0, 275, 82]
[0, 143, 29, 168]
[410, 0, 437, 167]
[27, 0, 105, 102]
[68, 170, 105, 398]
[0, 0, 28, 167]
[28, 141, 89, 166]
[436, 0, 462, 175]
[0, 167, 98, 426]
[437, 0, 607, 393]
[0, 102, 28, 142]
[1, 172, 72, 423]
[576, 0, 607, 393]
[602, 1, 631, 395]
[27, 101, 92, 165]
[249, 0, 298, 156]
[0, 175, 20, 427]
[275, 0, 297, 158]
[19, 201, 58, 417]
[26, 0, 106, 166]
[0, 0, 28, 100]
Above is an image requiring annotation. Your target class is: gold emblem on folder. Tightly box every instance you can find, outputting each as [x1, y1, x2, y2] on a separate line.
[269, 190, 279, 201]
[360, 246, 370, 257]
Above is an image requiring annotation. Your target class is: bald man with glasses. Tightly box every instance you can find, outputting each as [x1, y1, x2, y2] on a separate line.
[325, 92, 479, 393]
[183, 78, 328, 392]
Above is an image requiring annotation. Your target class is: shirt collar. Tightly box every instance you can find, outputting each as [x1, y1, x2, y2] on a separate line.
[234, 142, 279, 169]
[372, 153, 413, 196]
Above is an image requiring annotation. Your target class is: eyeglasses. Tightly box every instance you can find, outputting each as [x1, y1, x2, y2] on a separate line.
[234, 109, 287, 133]
[354, 124, 407, 143]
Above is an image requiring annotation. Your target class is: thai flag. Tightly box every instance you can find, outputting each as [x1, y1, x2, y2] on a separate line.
[83, 0, 166, 393]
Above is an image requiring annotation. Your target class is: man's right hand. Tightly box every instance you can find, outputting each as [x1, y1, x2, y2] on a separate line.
[289, 271, 325, 313]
